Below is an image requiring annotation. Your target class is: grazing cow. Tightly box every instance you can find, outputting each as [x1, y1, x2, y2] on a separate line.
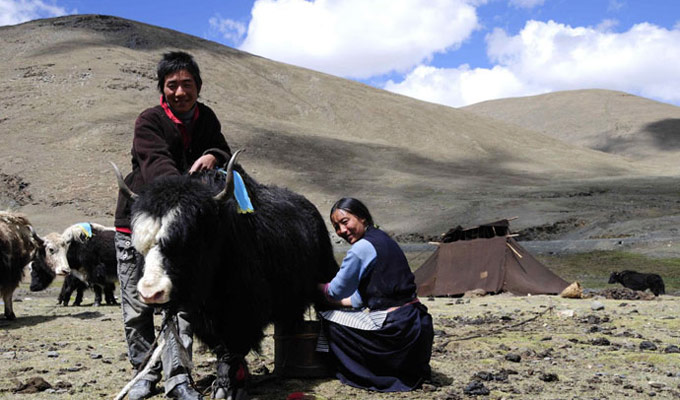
[0, 211, 47, 320]
[608, 270, 665, 296]
[114, 151, 338, 399]
[29, 223, 118, 306]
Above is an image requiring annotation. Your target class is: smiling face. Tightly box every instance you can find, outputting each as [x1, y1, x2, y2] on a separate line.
[331, 209, 367, 245]
[162, 69, 198, 114]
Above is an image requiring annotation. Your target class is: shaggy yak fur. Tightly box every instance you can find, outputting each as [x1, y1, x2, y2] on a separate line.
[608, 270, 665, 296]
[0, 211, 47, 320]
[30, 224, 118, 306]
[121, 159, 338, 398]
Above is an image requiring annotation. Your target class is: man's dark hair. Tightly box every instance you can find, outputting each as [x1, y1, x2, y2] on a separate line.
[330, 197, 374, 227]
[157, 51, 202, 93]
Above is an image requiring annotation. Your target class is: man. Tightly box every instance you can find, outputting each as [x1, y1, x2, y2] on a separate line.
[114, 51, 232, 400]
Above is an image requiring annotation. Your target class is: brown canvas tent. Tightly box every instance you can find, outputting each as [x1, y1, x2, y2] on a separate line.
[414, 220, 569, 296]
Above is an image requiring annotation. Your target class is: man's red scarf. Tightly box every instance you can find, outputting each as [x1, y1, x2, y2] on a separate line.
[160, 95, 199, 150]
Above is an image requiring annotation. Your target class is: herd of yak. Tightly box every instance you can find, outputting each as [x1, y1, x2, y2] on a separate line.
[0, 151, 666, 396]
[0, 216, 118, 320]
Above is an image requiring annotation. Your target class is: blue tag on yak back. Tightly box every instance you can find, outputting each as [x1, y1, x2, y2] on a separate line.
[216, 169, 254, 214]
[233, 171, 254, 214]
[77, 222, 93, 238]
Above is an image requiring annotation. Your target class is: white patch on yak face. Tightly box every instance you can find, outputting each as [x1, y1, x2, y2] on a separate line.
[43, 232, 70, 275]
[137, 245, 172, 304]
[131, 207, 180, 304]
[131, 212, 162, 256]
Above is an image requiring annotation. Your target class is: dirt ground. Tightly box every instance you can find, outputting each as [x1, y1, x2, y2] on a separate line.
[2, 281, 679, 400]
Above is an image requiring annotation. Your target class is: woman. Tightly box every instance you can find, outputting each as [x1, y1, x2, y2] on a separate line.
[318, 197, 434, 392]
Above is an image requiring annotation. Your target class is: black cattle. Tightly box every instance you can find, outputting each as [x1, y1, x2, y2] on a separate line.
[114, 151, 338, 399]
[57, 274, 87, 306]
[58, 270, 117, 306]
[1, 211, 47, 320]
[30, 223, 118, 306]
[608, 270, 665, 296]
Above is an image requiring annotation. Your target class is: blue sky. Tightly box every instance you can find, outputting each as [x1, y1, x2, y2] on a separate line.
[2, 0, 680, 107]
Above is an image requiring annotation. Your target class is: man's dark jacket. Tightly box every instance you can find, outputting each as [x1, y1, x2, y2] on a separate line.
[114, 102, 231, 229]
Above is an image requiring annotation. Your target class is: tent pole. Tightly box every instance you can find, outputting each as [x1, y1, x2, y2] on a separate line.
[506, 242, 523, 259]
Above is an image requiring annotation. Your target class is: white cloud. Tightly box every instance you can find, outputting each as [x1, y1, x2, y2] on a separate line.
[209, 14, 247, 45]
[386, 20, 680, 107]
[239, 0, 480, 79]
[384, 64, 529, 107]
[508, 0, 544, 9]
[595, 18, 618, 32]
[607, 0, 625, 12]
[0, 0, 68, 26]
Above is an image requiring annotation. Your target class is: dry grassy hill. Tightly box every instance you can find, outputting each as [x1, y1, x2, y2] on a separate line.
[1, 14, 678, 245]
[463, 89, 680, 167]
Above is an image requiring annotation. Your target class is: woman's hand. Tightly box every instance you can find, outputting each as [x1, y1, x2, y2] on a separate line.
[317, 283, 352, 308]
[338, 297, 353, 307]
[189, 154, 217, 174]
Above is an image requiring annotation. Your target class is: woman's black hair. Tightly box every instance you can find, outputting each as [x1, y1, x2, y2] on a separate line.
[330, 197, 374, 227]
[157, 51, 202, 93]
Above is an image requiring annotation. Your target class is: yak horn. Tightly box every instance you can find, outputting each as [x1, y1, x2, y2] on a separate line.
[29, 225, 44, 247]
[214, 149, 244, 201]
[110, 162, 138, 200]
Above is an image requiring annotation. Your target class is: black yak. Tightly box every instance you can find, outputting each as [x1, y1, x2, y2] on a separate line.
[0, 211, 47, 320]
[608, 270, 665, 296]
[57, 274, 88, 306]
[29, 223, 118, 306]
[114, 151, 338, 399]
[57, 270, 117, 307]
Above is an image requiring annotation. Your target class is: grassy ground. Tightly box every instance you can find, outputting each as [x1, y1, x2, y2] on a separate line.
[535, 251, 680, 293]
[1, 249, 679, 399]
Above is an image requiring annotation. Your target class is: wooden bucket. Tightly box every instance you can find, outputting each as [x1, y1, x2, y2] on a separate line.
[274, 320, 333, 378]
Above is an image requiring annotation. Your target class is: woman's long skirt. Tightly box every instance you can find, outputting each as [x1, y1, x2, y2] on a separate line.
[322, 303, 433, 392]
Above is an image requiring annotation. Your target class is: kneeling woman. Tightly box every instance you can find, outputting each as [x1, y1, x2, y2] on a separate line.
[318, 197, 434, 392]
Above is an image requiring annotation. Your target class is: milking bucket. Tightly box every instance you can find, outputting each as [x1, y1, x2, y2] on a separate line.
[273, 320, 334, 378]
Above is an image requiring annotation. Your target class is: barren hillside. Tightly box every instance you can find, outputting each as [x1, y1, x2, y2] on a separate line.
[463, 89, 680, 166]
[1, 14, 678, 244]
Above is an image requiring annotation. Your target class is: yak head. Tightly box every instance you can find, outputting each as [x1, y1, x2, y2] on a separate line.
[29, 243, 55, 291]
[27, 226, 56, 292]
[113, 151, 243, 305]
[41, 232, 71, 276]
[608, 272, 620, 284]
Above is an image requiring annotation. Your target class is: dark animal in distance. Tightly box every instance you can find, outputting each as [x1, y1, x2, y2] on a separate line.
[0, 211, 48, 320]
[114, 151, 338, 399]
[608, 270, 665, 296]
[30, 223, 118, 306]
[58, 274, 88, 306]
[57, 271, 117, 306]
